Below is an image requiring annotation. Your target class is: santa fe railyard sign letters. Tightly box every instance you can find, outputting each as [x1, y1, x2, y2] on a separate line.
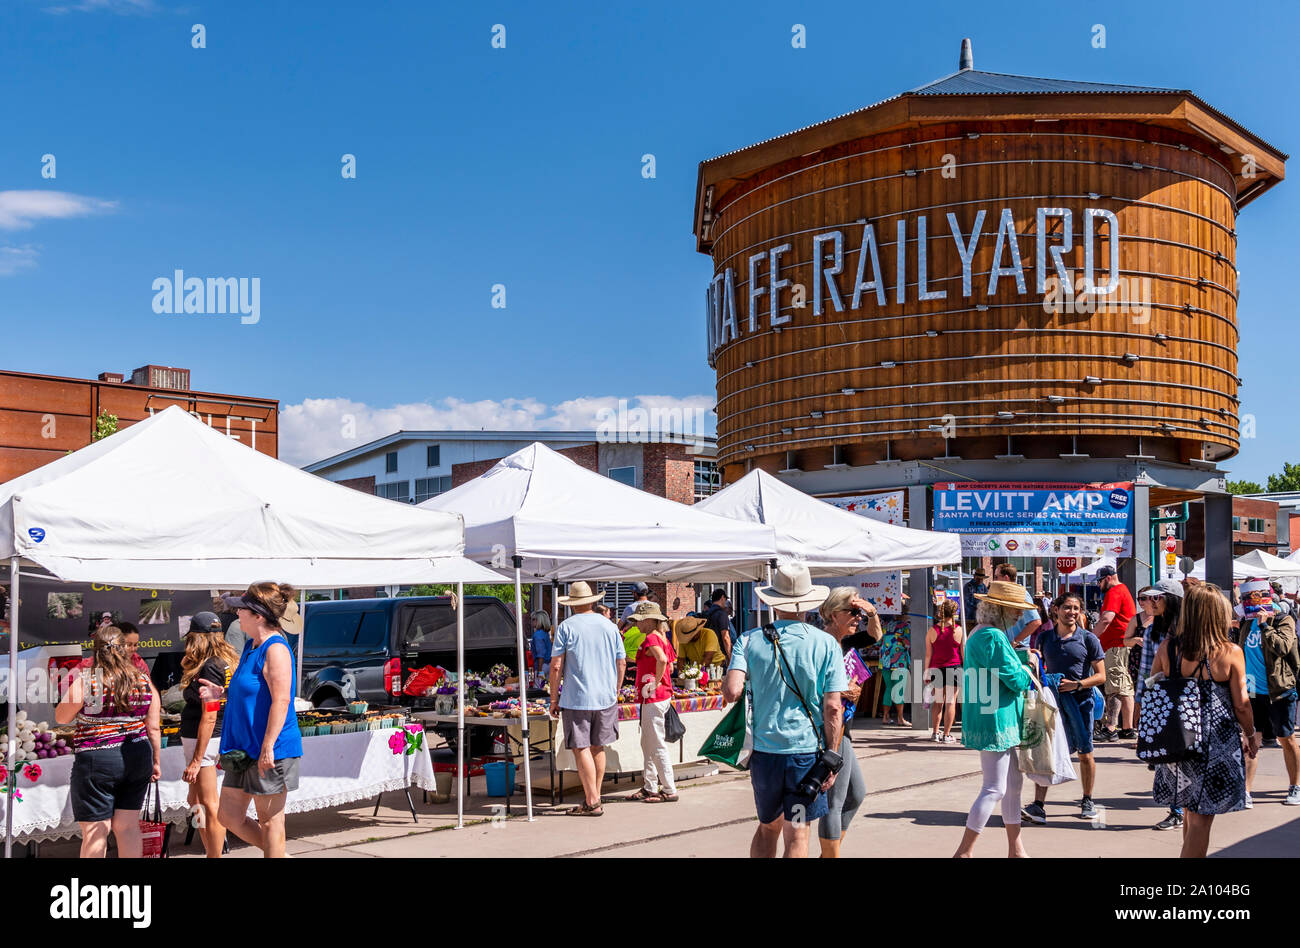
[705, 206, 1120, 361]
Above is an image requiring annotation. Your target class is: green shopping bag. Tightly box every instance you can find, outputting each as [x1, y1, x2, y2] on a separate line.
[699, 698, 753, 771]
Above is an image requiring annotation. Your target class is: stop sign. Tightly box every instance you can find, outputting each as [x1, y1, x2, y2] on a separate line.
[1165, 537, 1177, 553]
[1056, 557, 1078, 572]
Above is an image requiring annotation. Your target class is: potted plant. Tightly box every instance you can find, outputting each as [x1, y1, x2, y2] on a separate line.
[678, 662, 702, 689]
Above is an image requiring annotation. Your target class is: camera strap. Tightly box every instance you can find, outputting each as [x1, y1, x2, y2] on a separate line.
[764, 623, 826, 754]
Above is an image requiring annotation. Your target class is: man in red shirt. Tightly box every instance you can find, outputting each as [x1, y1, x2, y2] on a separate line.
[1093, 565, 1136, 742]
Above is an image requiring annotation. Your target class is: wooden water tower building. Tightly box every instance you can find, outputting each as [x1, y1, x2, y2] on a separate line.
[693, 39, 1285, 591]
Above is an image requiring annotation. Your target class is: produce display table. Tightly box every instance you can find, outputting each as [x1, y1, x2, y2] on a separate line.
[413, 713, 555, 810]
[506, 699, 730, 797]
[2, 728, 435, 847]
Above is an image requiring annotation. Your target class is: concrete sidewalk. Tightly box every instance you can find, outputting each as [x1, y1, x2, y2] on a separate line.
[136, 720, 1300, 858]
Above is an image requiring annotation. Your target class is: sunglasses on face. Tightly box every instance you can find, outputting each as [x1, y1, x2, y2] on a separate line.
[1138, 594, 1163, 602]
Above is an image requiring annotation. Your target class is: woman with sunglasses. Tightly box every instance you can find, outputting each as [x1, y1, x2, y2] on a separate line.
[198, 582, 302, 858]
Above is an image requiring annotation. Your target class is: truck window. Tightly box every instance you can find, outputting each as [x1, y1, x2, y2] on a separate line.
[399, 601, 517, 652]
[355, 611, 387, 650]
[305, 611, 362, 650]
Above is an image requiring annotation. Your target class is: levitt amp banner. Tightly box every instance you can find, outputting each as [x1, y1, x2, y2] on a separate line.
[821, 490, 904, 614]
[933, 482, 1133, 559]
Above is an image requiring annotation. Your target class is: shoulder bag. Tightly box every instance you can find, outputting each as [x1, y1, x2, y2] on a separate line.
[1135, 637, 1206, 764]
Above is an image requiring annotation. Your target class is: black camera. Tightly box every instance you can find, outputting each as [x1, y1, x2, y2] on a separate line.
[796, 748, 844, 798]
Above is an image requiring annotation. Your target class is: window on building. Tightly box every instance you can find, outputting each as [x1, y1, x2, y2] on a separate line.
[375, 481, 410, 503]
[1248, 518, 1265, 533]
[694, 460, 721, 501]
[427, 445, 440, 468]
[1232, 516, 1241, 532]
[414, 476, 453, 504]
[385, 451, 398, 474]
[609, 466, 636, 487]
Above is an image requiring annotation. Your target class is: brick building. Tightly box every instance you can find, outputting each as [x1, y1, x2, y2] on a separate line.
[0, 364, 279, 481]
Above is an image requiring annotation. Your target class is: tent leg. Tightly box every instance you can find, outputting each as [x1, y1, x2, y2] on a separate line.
[512, 558, 534, 821]
[456, 581, 464, 831]
[957, 566, 968, 636]
[5, 557, 19, 859]
[296, 588, 305, 696]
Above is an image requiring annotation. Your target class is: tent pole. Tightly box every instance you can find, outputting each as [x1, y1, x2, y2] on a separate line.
[513, 557, 534, 820]
[455, 580, 464, 830]
[957, 565, 968, 636]
[763, 560, 775, 625]
[296, 588, 305, 695]
[5, 557, 19, 858]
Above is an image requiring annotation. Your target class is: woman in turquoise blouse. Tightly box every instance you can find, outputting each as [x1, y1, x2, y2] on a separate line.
[954, 581, 1037, 858]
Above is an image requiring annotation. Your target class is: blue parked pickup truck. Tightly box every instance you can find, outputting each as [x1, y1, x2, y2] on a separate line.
[300, 595, 520, 709]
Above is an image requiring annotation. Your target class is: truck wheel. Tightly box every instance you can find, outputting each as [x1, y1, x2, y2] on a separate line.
[314, 692, 344, 708]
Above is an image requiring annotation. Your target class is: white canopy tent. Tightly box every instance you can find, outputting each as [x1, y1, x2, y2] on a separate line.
[1232, 549, 1300, 578]
[420, 442, 779, 583]
[1, 406, 501, 854]
[1065, 556, 1117, 584]
[693, 469, 960, 573]
[1184, 557, 1251, 581]
[421, 442, 780, 821]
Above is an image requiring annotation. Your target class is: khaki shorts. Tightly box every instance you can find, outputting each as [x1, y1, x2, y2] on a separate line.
[561, 706, 619, 749]
[1104, 646, 1134, 697]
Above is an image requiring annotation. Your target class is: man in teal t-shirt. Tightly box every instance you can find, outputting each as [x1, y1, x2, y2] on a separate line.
[723, 563, 846, 859]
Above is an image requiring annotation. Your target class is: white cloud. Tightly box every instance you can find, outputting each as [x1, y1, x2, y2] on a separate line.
[44, 0, 156, 14]
[0, 191, 118, 231]
[280, 394, 718, 468]
[0, 245, 40, 276]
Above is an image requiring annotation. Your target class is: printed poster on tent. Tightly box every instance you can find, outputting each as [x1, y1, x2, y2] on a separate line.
[821, 490, 903, 614]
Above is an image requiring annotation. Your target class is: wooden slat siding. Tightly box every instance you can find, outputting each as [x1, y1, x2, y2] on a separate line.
[694, 94, 1285, 245]
[708, 120, 1245, 474]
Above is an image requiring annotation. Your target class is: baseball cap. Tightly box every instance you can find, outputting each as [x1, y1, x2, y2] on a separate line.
[1096, 565, 1118, 579]
[188, 611, 222, 633]
[632, 582, 650, 596]
[1152, 578, 1184, 599]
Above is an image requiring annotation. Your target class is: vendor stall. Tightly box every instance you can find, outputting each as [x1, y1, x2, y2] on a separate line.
[0, 406, 499, 856]
[8, 724, 434, 850]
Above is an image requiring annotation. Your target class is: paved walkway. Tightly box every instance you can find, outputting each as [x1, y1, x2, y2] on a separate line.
[137, 721, 1300, 858]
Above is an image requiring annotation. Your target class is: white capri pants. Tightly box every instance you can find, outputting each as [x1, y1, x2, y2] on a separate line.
[965, 748, 1024, 833]
[639, 699, 677, 795]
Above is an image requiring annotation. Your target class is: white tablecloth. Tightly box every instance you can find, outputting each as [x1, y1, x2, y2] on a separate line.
[2, 728, 435, 844]
[508, 708, 728, 774]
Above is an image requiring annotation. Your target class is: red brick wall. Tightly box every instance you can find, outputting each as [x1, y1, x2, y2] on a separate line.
[452, 443, 598, 486]
[337, 475, 376, 494]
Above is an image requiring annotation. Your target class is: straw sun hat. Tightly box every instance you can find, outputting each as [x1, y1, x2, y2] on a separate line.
[558, 581, 605, 606]
[973, 580, 1036, 611]
[628, 600, 669, 622]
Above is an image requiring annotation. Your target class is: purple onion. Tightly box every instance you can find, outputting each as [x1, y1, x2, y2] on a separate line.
[37, 749, 48, 758]
[56, 740, 66, 749]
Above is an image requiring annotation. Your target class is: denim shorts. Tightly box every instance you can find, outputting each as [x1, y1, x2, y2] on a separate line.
[749, 749, 829, 824]
[1270, 690, 1298, 739]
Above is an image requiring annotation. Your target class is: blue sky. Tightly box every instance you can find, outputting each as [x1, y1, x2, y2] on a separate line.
[0, 0, 1296, 477]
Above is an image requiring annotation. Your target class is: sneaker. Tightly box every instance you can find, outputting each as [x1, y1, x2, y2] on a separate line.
[1095, 729, 1117, 743]
[1079, 797, 1098, 820]
[1245, 793, 1254, 809]
[931, 732, 942, 743]
[1021, 801, 1047, 825]
[1154, 811, 1183, 830]
[1117, 728, 1137, 740]
[943, 734, 959, 743]
[1286, 786, 1300, 806]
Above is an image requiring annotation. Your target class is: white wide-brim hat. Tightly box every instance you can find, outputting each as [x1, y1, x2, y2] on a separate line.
[756, 562, 830, 611]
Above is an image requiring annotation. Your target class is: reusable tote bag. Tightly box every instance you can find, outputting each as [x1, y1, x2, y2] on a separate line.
[1017, 665, 1058, 777]
[1025, 684, 1077, 787]
[139, 781, 171, 858]
[699, 697, 753, 770]
[1136, 640, 1206, 764]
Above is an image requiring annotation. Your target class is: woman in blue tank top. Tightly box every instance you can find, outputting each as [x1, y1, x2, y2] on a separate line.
[199, 581, 302, 858]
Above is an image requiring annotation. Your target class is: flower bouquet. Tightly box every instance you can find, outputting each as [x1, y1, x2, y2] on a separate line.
[485, 663, 513, 687]
[677, 662, 702, 688]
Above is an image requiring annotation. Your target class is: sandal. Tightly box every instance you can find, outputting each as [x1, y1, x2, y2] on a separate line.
[565, 803, 604, 816]
[652, 792, 679, 803]
[627, 789, 658, 801]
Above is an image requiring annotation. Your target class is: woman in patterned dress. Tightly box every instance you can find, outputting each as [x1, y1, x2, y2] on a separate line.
[879, 593, 912, 726]
[1150, 583, 1258, 857]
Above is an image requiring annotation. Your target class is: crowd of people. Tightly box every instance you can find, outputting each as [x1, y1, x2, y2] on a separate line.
[44, 557, 1300, 860]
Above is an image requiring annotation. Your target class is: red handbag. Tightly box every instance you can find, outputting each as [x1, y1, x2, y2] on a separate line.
[139, 781, 171, 858]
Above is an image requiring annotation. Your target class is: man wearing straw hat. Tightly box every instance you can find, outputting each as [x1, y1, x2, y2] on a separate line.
[723, 562, 846, 858]
[549, 582, 626, 817]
